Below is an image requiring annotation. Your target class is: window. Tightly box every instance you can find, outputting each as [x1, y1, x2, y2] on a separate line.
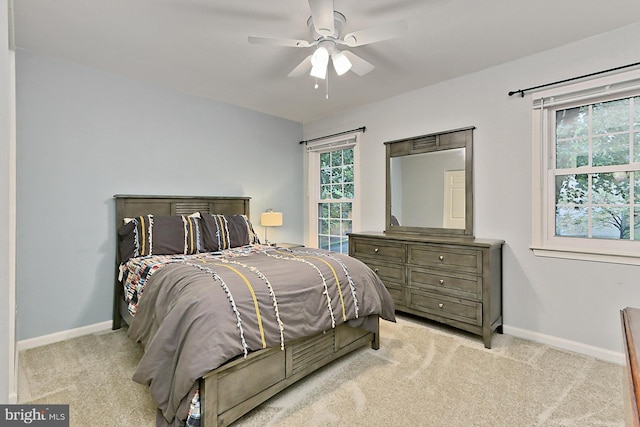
[531, 69, 640, 265]
[306, 132, 361, 253]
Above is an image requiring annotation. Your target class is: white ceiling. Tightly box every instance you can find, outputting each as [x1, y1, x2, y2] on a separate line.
[12, 0, 640, 123]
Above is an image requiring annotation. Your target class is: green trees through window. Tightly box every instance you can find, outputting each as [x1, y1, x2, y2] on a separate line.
[318, 148, 354, 253]
[554, 96, 640, 240]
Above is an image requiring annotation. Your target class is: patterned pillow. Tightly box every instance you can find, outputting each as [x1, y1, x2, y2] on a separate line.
[199, 213, 260, 251]
[118, 214, 203, 262]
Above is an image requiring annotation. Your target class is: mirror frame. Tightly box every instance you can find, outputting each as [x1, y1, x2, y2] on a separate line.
[385, 126, 475, 237]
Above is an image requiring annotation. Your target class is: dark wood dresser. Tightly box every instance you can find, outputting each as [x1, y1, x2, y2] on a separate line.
[621, 307, 640, 426]
[349, 232, 503, 348]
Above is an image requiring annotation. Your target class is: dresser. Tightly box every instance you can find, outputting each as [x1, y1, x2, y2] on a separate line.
[349, 232, 503, 348]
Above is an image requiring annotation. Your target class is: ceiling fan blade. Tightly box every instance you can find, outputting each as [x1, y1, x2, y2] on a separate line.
[341, 51, 375, 76]
[288, 55, 313, 77]
[342, 19, 408, 47]
[308, 0, 335, 36]
[248, 36, 310, 48]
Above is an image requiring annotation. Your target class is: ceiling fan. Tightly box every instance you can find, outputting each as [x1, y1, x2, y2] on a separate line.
[248, 0, 408, 80]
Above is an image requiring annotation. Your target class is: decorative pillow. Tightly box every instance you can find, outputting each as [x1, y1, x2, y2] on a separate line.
[118, 214, 203, 262]
[199, 213, 260, 251]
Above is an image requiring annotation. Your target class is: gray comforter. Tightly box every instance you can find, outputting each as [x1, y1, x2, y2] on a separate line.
[126, 246, 396, 426]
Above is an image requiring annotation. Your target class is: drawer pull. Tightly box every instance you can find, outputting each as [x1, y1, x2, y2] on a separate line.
[374, 248, 379, 253]
[439, 255, 444, 261]
[438, 303, 444, 309]
[439, 279, 444, 285]
[374, 268, 379, 273]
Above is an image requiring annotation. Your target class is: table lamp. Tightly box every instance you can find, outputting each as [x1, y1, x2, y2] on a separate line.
[260, 209, 283, 246]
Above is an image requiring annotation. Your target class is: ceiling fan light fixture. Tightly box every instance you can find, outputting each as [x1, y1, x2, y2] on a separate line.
[332, 51, 352, 76]
[310, 64, 327, 79]
[310, 46, 329, 79]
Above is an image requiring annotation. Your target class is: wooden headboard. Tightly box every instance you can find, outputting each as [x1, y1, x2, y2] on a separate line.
[112, 195, 251, 329]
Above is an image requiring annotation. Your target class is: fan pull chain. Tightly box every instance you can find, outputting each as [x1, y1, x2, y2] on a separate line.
[314, 78, 319, 90]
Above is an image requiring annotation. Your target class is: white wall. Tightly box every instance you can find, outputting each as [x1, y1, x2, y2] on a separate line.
[303, 23, 640, 360]
[16, 50, 304, 340]
[1, 0, 16, 402]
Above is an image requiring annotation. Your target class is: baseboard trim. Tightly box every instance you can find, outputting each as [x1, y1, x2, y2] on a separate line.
[503, 325, 625, 365]
[17, 321, 112, 352]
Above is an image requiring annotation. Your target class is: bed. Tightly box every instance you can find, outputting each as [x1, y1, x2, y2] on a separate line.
[111, 195, 396, 427]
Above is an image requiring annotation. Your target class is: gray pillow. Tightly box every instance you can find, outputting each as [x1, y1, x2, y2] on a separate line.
[118, 214, 203, 262]
[199, 213, 260, 251]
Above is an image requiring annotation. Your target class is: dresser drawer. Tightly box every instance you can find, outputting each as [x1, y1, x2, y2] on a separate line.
[408, 244, 481, 274]
[351, 238, 405, 262]
[358, 260, 404, 306]
[409, 291, 481, 326]
[383, 283, 405, 307]
[359, 259, 404, 283]
[409, 267, 481, 300]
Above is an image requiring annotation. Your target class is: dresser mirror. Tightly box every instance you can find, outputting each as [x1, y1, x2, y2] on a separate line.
[385, 127, 474, 237]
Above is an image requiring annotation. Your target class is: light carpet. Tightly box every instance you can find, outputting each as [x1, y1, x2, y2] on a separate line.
[18, 315, 625, 426]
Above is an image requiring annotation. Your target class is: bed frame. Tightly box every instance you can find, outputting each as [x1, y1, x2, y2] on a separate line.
[112, 195, 380, 427]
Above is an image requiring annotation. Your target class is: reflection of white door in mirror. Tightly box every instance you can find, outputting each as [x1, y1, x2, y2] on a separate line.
[443, 170, 465, 229]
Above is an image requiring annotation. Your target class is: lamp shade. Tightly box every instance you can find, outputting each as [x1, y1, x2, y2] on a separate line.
[332, 51, 352, 76]
[260, 211, 283, 227]
[310, 46, 329, 79]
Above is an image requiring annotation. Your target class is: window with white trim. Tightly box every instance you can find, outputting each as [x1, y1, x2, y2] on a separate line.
[306, 132, 361, 253]
[531, 69, 640, 265]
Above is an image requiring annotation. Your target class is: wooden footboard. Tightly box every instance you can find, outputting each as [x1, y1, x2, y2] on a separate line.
[200, 317, 379, 427]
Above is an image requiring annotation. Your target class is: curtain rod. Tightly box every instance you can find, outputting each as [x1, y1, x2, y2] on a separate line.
[299, 126, 366, 144]
[508, 61, 640, 97]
